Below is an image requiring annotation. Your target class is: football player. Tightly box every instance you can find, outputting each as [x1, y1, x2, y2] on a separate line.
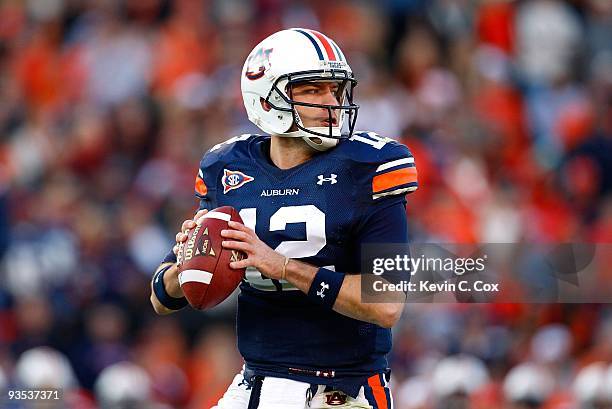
[150, 28, 418, 408]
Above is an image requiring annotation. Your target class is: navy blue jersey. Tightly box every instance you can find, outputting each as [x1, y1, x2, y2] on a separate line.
[193, 132, 417, 395]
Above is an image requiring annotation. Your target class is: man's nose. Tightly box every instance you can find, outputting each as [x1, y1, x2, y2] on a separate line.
[322, 87, 340, 106]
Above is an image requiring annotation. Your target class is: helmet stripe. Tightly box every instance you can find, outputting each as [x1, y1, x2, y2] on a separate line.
[331, 41, 345, 62]
[293, 29, 324, 60]
[308, 30, 337, 61]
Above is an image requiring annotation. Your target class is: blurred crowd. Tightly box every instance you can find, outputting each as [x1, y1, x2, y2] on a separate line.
[0, 0, 610, 408]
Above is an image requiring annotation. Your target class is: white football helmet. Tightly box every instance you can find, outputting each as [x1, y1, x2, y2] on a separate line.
[15, 347, 77, 390]
[95, 361, 151, 408]
[573, 362, 612, 404]
[431, 354, 490, 397]
[241, 28, 359, 151]
[503, 362, 555, 404]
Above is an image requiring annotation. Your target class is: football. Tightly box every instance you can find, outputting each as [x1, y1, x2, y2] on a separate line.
[177, 206, 246, 310]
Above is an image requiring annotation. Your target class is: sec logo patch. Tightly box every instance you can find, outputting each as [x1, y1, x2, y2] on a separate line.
[222, 169, 254, 194]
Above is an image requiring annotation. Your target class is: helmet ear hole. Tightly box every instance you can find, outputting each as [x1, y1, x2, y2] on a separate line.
[260, 98, 272, 112]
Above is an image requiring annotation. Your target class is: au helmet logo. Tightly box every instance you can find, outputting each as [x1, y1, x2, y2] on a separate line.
[222, 169, 255, 194]
[245, 47, 273, 80]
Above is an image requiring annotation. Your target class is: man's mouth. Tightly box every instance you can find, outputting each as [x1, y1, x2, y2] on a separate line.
[321, 118, 338, 126]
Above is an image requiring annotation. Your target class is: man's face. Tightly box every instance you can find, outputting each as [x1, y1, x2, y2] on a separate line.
[289, 81, 342, 128]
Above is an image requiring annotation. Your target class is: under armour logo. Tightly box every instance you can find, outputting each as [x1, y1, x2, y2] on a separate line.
[317, 174, 337, 185]
[317, 282, 329, 298]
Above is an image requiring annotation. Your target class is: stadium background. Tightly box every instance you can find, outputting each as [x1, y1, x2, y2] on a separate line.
[0, 0, 611, 407]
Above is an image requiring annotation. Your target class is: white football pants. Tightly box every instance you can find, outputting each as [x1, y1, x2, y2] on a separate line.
[212, 368, 393, 409]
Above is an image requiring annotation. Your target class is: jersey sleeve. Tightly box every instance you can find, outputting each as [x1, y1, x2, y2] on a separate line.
[346, 132, 418, 205]
[354, 199, 411, 290]
[369, 140, 417, 201]
[194, 153, 216, 202]
[193, 133, 257, 205]
[355, 199, 409, 244]
[194, 166, 216, 210]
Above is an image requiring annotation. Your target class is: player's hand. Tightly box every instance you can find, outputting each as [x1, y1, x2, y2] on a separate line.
[221, 221, 286, 280]
[173, 209, 209, 260]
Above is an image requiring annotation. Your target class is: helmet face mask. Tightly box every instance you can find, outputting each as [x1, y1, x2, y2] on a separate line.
[241, 29, 359, 151]
[266, 70, 359, 140]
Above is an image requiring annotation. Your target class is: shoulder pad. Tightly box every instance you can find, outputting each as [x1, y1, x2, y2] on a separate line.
[335, 131, 410, 163]
[195, 134, 260, 199]
[336, 131, 418, 201]
[202, 134, 259, 166]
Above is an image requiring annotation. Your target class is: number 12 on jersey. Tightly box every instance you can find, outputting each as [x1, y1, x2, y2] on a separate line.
[238, 205, 329, 291]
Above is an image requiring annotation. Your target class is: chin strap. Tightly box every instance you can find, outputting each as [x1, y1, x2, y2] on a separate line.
[303, 135, 339, 151]
[279, 130, 308, 138]
[279, 128, 341, 151]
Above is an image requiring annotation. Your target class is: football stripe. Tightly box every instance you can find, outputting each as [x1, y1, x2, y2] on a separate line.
[376, 157, 414, 172]
[179, 269, 213, 285]
[203, 211, 231, 221]
[372, 167, 418, 193]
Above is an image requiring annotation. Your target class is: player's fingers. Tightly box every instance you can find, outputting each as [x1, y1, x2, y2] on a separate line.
[181, 219, 196, 233]
[194, 209, 208, 219]
[230, 259, 250, 269]
[176, 232, 188, 242]
[222, 240, 250, 252]
[173, 244, 179, 256]
[227, 221, 251, 233]
[194, 209, 209, 224]
[220, 229, 249, 241]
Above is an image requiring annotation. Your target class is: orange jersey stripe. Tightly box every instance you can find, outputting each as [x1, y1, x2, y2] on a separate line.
[195, 176, 208, 196]
[372, 167, 417, 193]
[368, 374, 388, 408]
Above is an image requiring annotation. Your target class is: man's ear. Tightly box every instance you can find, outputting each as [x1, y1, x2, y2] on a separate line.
[260, 98, 272, 112]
